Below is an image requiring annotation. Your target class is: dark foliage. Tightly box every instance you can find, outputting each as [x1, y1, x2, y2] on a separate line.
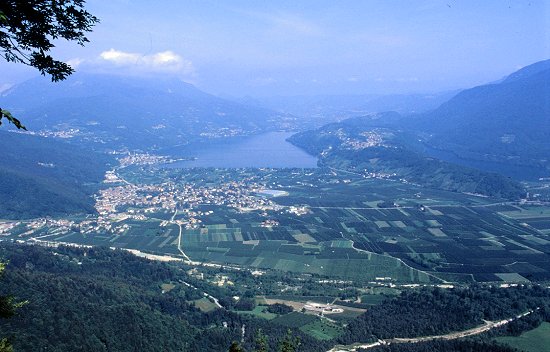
[267, 303, 294, 315]
[366, 339, 517, 352]
[340, 285, 550, 344]
[0, 1, 98, 82]
[0, 243, 329, 352]
[235, 297, 257, 311]
[0, 109, 25, 130]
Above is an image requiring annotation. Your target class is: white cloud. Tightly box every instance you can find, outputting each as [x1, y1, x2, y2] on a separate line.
[0, 83, 13, 93]
[66, 58, 84, 69]
[98, 49, 195, 75]
[100, 49, 140, 64]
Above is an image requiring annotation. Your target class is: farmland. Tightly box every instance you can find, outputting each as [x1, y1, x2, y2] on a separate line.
[4, 166, 550, 284]
[496, 322, 550, 352]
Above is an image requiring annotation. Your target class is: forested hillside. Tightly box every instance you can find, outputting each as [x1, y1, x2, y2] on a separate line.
[289, 123, 525, 199]
[339, 285, 550, 344]
[412, 60, 550, 166]
[0, 132, 113, 219]
[0, 244, 328, 352]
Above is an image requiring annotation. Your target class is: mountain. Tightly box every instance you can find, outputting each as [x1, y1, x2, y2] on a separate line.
[245, 90, 458, 127]
[411, 59, 550, 168]
[289, 116, 526, 199]
[289, 60, 550, 195]
[0, 131, 113, 219]
[0, 74, 297, 149]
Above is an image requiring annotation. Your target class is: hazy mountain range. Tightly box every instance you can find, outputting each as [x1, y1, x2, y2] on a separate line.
[1, 59, 548, 216]
[0, 74, 297, 149]
[0, 131, 112, 218]
[237, 90, 458, 127]
[412, 59, 550, 167]
[289, 59, 550, 197]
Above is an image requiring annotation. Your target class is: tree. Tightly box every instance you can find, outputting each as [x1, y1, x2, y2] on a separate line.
[0, 262, 23, 352]
[228, 341, 244, 352]
[253, 329, 268, 352]
[0, 1, 98, 129]
[278, 329, 301, 352]
[0, 109, 25, 130]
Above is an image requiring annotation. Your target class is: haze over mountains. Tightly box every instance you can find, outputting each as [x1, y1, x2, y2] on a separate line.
[0, 74, 297, 149]
[288, 60, 550, 199]
[0, 131, 112, 218]
[413, 60, 550, 167]
[242, 90, 459, 126]
[0, 59, 549, 218]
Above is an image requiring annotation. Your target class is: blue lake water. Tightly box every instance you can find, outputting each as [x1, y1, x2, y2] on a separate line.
[166, 132, 318, 168]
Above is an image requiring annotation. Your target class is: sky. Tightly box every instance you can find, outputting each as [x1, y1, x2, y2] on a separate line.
[0, 0, 549, 96]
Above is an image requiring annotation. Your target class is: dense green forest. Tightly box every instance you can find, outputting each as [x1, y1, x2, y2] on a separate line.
[0, 243, 327, 352]
[1, 243, 549, 351]
[340, 285, 550, 344]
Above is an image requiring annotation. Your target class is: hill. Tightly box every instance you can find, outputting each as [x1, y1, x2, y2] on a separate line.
[289, 117, 525, 199]
[0, 243, 328, 352]
[411, 59, 550, 169]
[0, 131, 113, 219]
[0, 74, 297, 149]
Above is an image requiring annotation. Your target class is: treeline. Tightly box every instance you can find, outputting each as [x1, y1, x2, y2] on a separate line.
[0, 244, 328, 352]
[365, 339, 517, 352]
[340, 285, 550, 344]
[364, 306, 550, 352]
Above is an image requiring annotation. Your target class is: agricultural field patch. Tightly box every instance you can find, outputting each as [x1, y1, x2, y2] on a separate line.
[191, 297, 218, 312]
[8, 167, 550, 285]
[496, 322, 550, 352]
[300, 319, 344, 340]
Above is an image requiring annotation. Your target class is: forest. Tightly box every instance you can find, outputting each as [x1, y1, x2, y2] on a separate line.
[0, 243, 328, 352]
[340, 285, 550, 344]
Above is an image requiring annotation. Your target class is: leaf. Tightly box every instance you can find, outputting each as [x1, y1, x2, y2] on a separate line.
[0, 108, 27, 130]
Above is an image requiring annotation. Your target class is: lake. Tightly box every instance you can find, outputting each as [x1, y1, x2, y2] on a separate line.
[165, 132, 318, 168]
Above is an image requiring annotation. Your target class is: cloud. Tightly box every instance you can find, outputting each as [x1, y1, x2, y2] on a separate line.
[100, 49, 140, 64]
[98, 49, 195, 75]
[0, 83, 13, 93]
[66, 58, 84, 69]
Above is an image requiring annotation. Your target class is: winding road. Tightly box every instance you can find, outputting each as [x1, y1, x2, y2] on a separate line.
[328, 309, 538, 352]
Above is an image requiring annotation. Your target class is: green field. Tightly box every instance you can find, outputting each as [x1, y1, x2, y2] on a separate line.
[10, 167, 550, 284]
[233, 305, 278, 320]
[300, 319, 344, 340]
[496, 322, 550, 352]
[191, 297, 218, 312]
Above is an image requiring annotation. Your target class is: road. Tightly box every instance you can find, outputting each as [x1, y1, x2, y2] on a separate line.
[180, 280, 223, 309]
[328, 309, 538, 352]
